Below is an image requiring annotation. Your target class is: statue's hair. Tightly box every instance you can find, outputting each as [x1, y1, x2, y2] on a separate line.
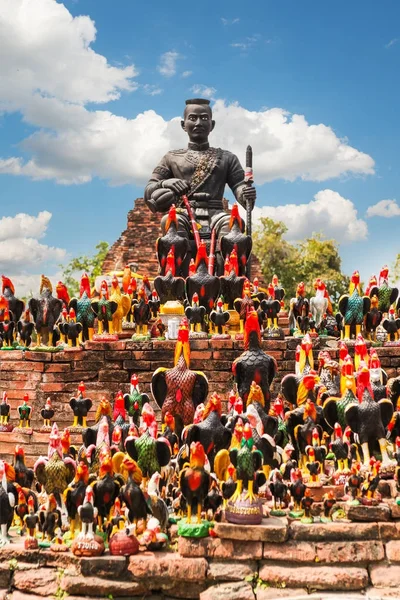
[184, 98, 212, 118]
[185, 98, 210, 106]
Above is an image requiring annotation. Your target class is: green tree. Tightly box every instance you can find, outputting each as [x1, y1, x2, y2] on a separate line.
[393, 253, 400, 283]
[252, 217, 301, 299]
[253, 218, 349, 306]
[296, 234, 350, 304]
[59, 241, 109, 297]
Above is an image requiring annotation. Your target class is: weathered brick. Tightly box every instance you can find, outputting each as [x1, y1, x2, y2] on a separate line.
[0, 361, 45, 372]
[209, 339, 234, 349]
[346, 504, 391, 522]
[85, 341, 127, 351]
[23, 351, 53, 362]
[60, 574, 146, 597]
[13, 567, 59, 596]
[290, 520, 379, 541]
[207, 559, 256, 582]
[129, 551, 207, 582]
[44, 363, 71, 373]
[370, 563, 400, 587]
[123, 360, 151, 370]
[191, 350, 212, 360]
[178, 536, 263, 560]
[315, 540, 384, 564]
[0, 351, 24, 361]
[200, 581, 253, 600]
[105, 350, 132, 360]
[258, 563, 368, 590]
[263, 540, 315, 562]
[214, 517, 288, 543]
[386, 540, 400, 561]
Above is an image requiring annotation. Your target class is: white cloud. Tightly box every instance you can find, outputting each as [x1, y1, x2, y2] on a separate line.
[0, 211, 52, 241]
[0, 99, 375, 187]
[247, 190, 368, 243]
[366, 199, 400, 218]
[0, 212, 66, 274]
[157, 51, 181, 77]
[182, 71, 193, 78]
[231, 34, 261, 51]
[190, 84, 217, 99]
[0, 2, 375, 188]
[385, 38, 399, 49]
[142, 84, 163, 96]
[0, 0, 137, 110]
[221, 17, 240, 25]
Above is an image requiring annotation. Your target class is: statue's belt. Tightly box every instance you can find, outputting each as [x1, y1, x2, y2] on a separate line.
[186, 199, 223, 210]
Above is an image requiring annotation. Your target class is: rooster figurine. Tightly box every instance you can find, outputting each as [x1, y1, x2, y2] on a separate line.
[55, 281, 70, 310]
[227, 423, 263, 509]
[17, 309, 34, 347]
[70, 381, 93, 428]
[186, 392, 232, 471]
[232, 310, 277, 411]
[220, 204, 252, 277]
[132, 286, 151, 336]
[369, 265, 399, 314]
[289, 282, 309, 332]
[186, 241, 220, 313]
[151, 321, 208, 428]
[209, 296, 230, 335]
[338, 271, 370, 340]
[1, 276, 25, 323]
[125, 403, 171, 486]
[310, 279, 329, 328]
[34, 423, 76, 505]
[179, 442, 211, 529]
[345, 364, 393, 466]
[157, 205, 190, 276]
[185, 292, 206, 333]
[69, 273, 96, 342]
[109, 275, 131, 334]
[91, 280, 118, 335]
[29, 275, 62, 346]
[219, 250, 247, 309]
[0, 392, 12, 432]
[0, 309, 15, 347]
[154, 247, 186, 304]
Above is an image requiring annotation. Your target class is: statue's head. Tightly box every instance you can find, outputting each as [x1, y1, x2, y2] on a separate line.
[181, 98, 215, 144]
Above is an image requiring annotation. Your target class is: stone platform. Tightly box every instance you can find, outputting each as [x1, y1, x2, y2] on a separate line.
[1, 517, 400, 600]
[1, 338, 400, 467]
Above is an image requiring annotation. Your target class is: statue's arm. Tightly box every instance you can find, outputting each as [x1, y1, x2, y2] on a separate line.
[144, 154, 190, 214]
[144, 155, 173, 211]
[227, 153, 256, 210]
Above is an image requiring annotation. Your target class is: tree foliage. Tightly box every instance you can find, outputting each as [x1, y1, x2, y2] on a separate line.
[252, 218, 349, 305]
[393, 253, 400, 283]
[59, 241, 109, 297]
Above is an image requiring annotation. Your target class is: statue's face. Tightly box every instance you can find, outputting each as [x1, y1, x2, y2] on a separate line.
[181, 104, 215, 144]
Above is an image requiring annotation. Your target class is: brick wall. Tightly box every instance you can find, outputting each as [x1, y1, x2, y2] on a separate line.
[1, 339, 400, 467]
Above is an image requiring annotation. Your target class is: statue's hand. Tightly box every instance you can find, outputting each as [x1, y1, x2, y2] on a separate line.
[151, 188, 175, 212]
[162, 178, 190, 195]
[243, 185, 256, 210]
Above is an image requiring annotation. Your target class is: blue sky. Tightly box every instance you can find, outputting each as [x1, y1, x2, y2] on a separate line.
[0, 0, 399, 294]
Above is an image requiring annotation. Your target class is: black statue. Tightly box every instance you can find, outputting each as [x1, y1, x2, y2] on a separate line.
[144, 98, 256, 275]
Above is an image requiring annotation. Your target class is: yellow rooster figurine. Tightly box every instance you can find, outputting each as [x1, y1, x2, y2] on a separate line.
[109, 275, 131, 334]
